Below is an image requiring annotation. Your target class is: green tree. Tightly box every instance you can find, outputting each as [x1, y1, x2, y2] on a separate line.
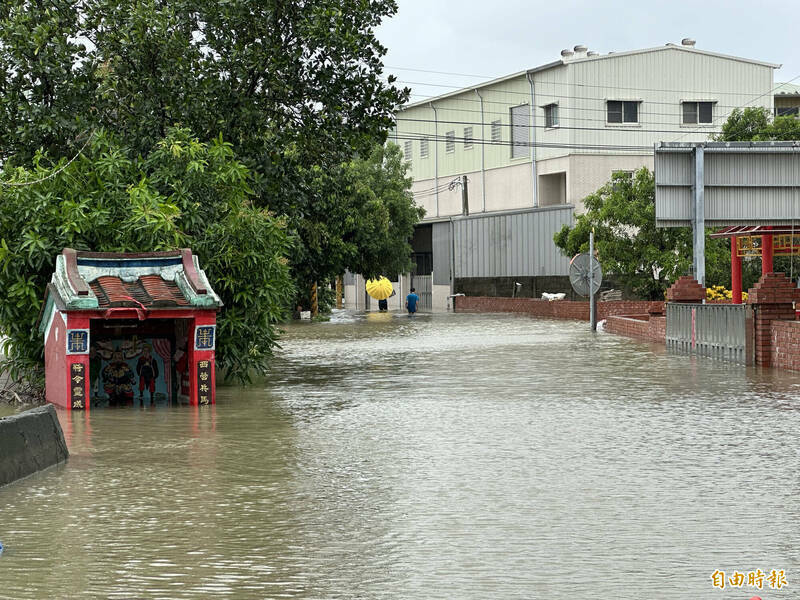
[0, 128, 293, 384]
[715, 107, 800, 142]
[554, 169, 729, 299]
[293, 143, 423, 292]
[346, 143, 425, 279]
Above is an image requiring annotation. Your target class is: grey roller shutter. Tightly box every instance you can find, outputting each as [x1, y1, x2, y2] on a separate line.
[510, 105, 529, 159]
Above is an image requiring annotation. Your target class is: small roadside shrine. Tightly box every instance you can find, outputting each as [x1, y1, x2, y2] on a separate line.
[39, 248, 223, 410]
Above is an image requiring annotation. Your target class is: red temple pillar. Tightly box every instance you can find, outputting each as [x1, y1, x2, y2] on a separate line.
[731, 236, 742, 304]
[188, 312, 217, 406]
[65, 313, 91, 411]
[762, 228, 773, 274]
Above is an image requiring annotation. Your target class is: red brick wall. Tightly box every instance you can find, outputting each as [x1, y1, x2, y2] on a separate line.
[604, 315, 666, 342]
[454, 296, 664, 321]
[770, 320, 800, 371]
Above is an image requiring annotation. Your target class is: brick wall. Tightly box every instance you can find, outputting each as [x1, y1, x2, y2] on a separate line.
[747, 273, 800, 367]
[771, 320, 800, 371]
[604, 315, 666, 343]
[454, 296, 664, 321]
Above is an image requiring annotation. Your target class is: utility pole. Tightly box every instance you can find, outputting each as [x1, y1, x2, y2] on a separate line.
[461, 175, 469, 216]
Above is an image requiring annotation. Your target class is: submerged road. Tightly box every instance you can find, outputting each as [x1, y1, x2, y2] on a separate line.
[1, 311, 799, 599]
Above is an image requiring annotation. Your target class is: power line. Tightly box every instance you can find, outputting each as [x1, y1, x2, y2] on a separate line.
[0, 131, 95, 187]
[398, 89, 780, 124]
[671, 73, 800, 141]
[397, 80, 775, 112]
[392, 132, 653, 152]
[395, 98, 745, 128]
[386, 66, 495, 79]
[395, 115, 721, 136]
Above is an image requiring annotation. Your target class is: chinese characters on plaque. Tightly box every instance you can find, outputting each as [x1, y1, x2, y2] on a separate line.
[66, 329, 89, 354]
[194, 325, 216, 351]
[70, 362, 86, 409]
[196, 360, 212, 405]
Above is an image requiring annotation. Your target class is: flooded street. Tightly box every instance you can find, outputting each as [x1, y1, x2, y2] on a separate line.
[2, 311, 800, 599]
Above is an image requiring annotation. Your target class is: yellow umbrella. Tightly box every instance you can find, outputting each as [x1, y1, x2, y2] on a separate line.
[365, 277, 393, 300]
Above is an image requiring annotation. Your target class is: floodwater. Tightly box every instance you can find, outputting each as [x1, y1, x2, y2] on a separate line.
[2, 311, 800, 599]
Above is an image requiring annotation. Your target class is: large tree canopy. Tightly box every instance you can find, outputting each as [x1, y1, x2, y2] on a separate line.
[0, 0, 416, 297]
[0, 0, 407, 164]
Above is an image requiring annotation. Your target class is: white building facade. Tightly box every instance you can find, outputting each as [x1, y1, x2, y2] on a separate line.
[396, 40, 778, 218]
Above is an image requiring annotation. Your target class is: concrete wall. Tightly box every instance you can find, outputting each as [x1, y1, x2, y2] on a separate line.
[432, 283, 451, 312]
[0, 404, 68, 487]
[567, 154, 654, 213]
[483, 162, 533, 213]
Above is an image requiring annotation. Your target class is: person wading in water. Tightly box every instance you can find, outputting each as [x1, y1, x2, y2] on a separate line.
[405, 287, 419, 315]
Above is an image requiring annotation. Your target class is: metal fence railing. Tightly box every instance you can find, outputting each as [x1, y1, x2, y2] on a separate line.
[666, 303, 747, 363]
[411, 275, 432, 312]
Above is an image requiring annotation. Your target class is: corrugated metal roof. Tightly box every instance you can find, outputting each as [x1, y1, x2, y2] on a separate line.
[775, 82, 800, 96]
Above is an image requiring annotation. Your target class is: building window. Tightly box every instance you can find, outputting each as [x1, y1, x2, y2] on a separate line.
[777, 106, 800, 117]
[510, 104, 530, 159]
[544, 103, 559, 128]
[607, 100, 639, 124]
[420, 138, 429, 158]
[682, 101, 714, 124]
[403, 140, 412, 160]
[490, 120, 502, 143]
[463, 126, 473, 149]
[445, 130, 455, 153]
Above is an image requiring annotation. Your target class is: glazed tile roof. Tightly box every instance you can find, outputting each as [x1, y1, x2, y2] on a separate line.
[39, 249, 222, 331]
[89, 275, 190, 308]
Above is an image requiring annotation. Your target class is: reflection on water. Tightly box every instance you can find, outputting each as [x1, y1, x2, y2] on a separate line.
[2, 311, 800, 599]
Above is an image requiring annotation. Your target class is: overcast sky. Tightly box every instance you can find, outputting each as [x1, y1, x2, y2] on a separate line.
[377, 0, 799, 102]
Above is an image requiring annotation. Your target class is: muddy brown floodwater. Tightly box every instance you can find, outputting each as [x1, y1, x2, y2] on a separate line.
[1, 311, 800, 599]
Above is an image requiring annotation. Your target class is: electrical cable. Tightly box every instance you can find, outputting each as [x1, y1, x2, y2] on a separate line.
[395, 115, 722, 136]
[0, 131, 95, 187]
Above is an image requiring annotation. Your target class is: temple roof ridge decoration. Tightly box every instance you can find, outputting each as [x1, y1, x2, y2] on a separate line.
[39, 248, 222, 336]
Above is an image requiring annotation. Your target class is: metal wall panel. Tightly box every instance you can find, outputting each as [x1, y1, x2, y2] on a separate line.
[656, 143, 800, 226]
[431, 222, 452, 286]
[452, 206, 573, 278]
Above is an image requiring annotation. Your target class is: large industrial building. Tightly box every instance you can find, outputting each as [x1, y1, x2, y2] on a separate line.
[344, 40, 783, 311]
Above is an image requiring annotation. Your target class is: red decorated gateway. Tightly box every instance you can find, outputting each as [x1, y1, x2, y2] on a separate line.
[39, 248, 223, 410]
